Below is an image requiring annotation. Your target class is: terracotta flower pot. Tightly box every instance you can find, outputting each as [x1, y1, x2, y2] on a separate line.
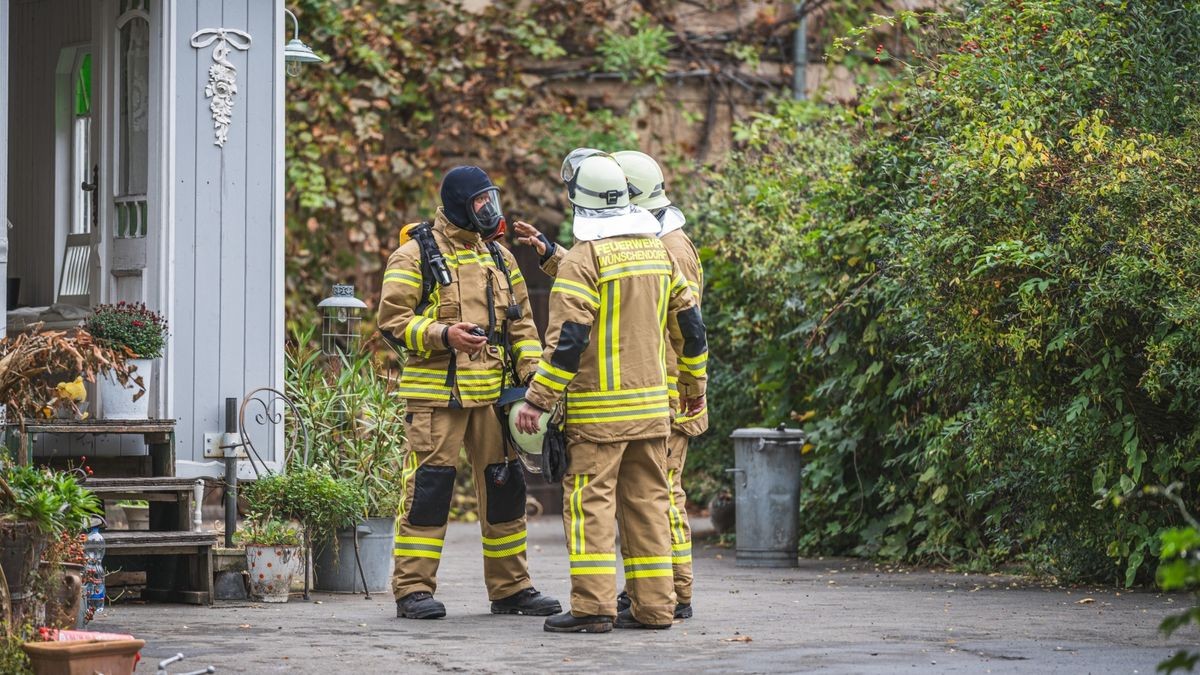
[22, 638, 144, 675]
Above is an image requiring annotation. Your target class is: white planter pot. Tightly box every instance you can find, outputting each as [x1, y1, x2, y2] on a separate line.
[245, 545, 298, 603]
[100, 358, 152, 420]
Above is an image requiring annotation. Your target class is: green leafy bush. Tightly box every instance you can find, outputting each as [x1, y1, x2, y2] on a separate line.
[691, 0, 1200, 584]
[236, 516, 303, 547]
[597, 14, 674, 84]
[241, 467, 366, 543]
[84, 302, 168, 359]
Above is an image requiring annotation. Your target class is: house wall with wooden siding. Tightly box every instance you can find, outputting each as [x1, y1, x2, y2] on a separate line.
[6, 0, 93, 308]
[170, 0, 284, 477]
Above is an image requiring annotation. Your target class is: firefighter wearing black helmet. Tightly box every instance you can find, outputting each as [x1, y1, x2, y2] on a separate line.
[379, 165, 560, 620]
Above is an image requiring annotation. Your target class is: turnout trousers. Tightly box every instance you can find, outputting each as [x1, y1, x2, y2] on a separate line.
[561, 436, 675, 625]
[666, 430, 694, 604]
[391, 406, 533, 601]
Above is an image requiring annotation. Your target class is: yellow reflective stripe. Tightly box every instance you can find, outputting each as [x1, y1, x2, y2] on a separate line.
[570, 551, 615, 575]
[599, 282, 621, 390]
[384, 270, 422, 288]
[623, 556, 672, 566]
[679, 353, 707, 366]
[534, 361, 575, 393]
[393, 534, 444, 559]
[667, 470, 687, 544]
[395, 536, 444, 546]
[570, 475, 589, 555]
[509, 269, 526, 285]
[533, 373, 567, 393]
[675, 410, 705, 424]
[657, 275, 670, 387]
[538, 362, 576, 381]
[482, 531, 527, 546]
[598, 263, 672, 283]
[513, 339, 541, 356]
[625, 569, 673, 579]
[568, 553, 616, 562]
[394, 548, 442, 559]
[400, 372, 449, 384]
[670, 273, 688, 294]
[397, 452, 419, 521]
[406, 316, 433, 351]
[571, 567, 616, 575]
[567, 408, 673, 424]
[570, 395, 670, 412]
[570, 386, 667, 400]
[482, 543, 527, 558]
[395, 388, 452, 401]
[552, 278, 600, 307]
[688, 280, 701, 294]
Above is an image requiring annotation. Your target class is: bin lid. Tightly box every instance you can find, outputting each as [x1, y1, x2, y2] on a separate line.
[730, 426, 807, 442]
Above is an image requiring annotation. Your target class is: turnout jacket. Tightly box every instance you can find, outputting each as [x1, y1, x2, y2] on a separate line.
[524, 234, 708, 443]
[539, 228, 710, 437]
[379, 210, 541, 408]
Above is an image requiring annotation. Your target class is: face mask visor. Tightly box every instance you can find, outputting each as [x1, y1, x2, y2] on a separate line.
[467, 187, 505, 239]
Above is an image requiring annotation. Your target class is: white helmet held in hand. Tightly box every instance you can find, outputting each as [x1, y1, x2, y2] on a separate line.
[613, 150, 670, 210]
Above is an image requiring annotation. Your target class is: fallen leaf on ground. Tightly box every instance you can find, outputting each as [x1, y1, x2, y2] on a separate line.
[238, 624, 251, 629]
[1076, 598, 1096, 604]
[723, 635, 753, 643]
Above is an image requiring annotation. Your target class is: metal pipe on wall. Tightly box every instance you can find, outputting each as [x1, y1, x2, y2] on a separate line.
[223, 396, 238, 548]
[793, 2, 808, 100]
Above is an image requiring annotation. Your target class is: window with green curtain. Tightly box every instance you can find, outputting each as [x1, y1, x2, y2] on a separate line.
[74, 53, 92, 117]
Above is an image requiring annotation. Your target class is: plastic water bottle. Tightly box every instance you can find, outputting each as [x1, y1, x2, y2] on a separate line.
[84, 524, 106, 615]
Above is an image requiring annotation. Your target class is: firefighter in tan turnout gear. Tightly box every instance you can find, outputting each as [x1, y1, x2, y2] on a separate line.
[379, 165, 561, 620]
[514, 150, 707, 620]
[514, 152, 708, 633]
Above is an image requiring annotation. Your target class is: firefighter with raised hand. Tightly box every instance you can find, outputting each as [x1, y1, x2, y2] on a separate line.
[514, 151, 708, 633]
[513, 150, 707, 620]
[379, 165, 561, 621]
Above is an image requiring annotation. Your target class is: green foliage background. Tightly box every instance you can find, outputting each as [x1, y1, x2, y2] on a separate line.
[689, 0, 1200, 584]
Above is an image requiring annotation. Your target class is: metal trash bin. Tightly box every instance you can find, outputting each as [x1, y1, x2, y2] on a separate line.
[727, 426, 807, 568]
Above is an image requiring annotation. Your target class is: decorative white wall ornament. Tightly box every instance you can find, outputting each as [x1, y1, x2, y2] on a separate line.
[189, 28, 252, 148]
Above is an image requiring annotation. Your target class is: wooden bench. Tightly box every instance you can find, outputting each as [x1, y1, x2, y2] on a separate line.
[105, 531, 217, 605]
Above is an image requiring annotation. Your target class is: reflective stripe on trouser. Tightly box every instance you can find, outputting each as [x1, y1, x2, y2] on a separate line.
[561, 436, 675, 625]
[666, 431, 694, 603]
[392, 406, 533, 602]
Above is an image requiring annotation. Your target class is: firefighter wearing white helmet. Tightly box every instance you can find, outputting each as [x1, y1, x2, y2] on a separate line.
[513, 150, 709, 621]
[513, 149, 708, 633]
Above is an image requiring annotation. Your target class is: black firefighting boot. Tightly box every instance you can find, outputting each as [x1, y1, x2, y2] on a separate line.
[491, 588, 562, 616]
[396, 592, 446, 619]
[619, 589, 690, 619]
[614, 608, 672, 630]
[543, 611, 614, 633]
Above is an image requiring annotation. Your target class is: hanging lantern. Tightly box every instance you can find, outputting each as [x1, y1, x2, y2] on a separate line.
[317, 284, 366, 357]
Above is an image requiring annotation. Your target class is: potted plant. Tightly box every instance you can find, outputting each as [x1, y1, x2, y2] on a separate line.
[84, 302, 168, 419]
[240, 467, 365, 600]
[235, 516, 301, 603]
[115, 500, 149, 531]
[0, 464, 101, 624]
[287, 333, 406, 593]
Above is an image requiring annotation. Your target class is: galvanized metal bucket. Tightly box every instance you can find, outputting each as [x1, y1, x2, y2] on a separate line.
[727, 426, 807, 568]
[313, 517, 396, 593]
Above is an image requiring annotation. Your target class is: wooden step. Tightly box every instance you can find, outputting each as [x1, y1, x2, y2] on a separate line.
[86, 477, 202, 499]
[103, 530, 216, 606]
[105, 530, 217, 552]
